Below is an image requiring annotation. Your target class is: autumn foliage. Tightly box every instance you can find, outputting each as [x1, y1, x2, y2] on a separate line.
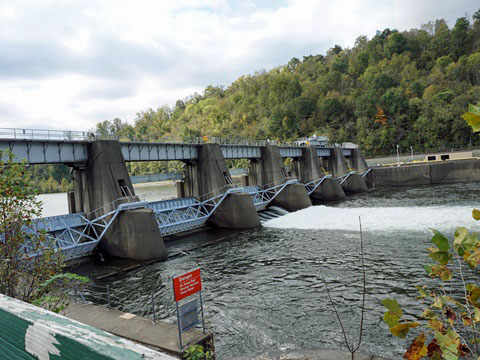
[383, 210, 480, 359]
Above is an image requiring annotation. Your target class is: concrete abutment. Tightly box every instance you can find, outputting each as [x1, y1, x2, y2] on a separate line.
[368, 159, 480, 187]
[311, 178, 346, 202]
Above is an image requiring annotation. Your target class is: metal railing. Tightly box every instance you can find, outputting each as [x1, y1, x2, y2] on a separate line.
[147, 186, 242, 236]
[360, 168, 372, 177]
[338, 171, 357, 184]
[17, 196, 149, 260]
[241, 178, 300, 211]
[85, 196, 139, 220]
[0, 127, 304, 148]
[304, 174, 332, 195]
[0, 128, 96, 141]
[75, 284, 161, 323]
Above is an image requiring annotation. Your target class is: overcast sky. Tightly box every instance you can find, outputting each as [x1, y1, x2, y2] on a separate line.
[0, 0, 478, 131]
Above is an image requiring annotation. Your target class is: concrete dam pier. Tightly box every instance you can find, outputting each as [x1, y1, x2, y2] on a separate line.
[71, 140, 166, 261]
[71, 140, 369, 261]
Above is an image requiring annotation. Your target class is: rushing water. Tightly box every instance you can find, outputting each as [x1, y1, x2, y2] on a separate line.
[38, 182, 480, 359]
[69, 182, 479, 359]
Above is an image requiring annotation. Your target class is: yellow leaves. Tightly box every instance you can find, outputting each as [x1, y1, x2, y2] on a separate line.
[474, 307, 480, 322]
[472, 209, 480, 221]
[465, 248, 480, 268]
[467, 284, 480, 307]
[416, 285, 428, 299]
[374, 106, 388, 126]
[425, 264, 452, 281]
[382, 298, 403, 328]
[461, 312, 472, 326]
[462, 104, 480, 133]
[390, 322, 421, 339]
[403, 333, 428, 360]
[427, 319, 444, 332]
[382, 298, 420, 338]
[435, 329, 461, 359]
[421, 308, 437, 320]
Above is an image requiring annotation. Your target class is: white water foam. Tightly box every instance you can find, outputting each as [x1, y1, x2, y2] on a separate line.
[263, 205, 480, 232]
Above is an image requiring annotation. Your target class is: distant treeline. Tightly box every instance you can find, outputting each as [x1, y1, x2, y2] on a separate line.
[31, 164, 73, 194]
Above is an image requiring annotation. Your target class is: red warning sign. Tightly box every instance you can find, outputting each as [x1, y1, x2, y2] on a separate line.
[173, 268, 202, 302]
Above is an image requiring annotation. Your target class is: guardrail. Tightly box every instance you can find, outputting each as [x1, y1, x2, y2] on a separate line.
[0, 127, 304, 148]
[0, 128, 96, 141]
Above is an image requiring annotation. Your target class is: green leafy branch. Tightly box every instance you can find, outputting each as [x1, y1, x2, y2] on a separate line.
[383, 210, 480, 360]
[462, 104, 480, 133]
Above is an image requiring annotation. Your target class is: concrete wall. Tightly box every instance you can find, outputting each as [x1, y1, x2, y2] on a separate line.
[248, 145, 312, 211]
[100, 208, 166, 261]
[293, 147, 325, 182]
[272, 183, 312, 211]
[293, 147, 347, 201]
[248, 145, 290, 186]
[342, 174, 368, 193]
[83, 140, 135, 213]
[310, 178, 346, 202]
[327, 148, 350, 177]
[208, 193, 261, 228]
[183, 144, 261, 228]
[349, 149, 368, 172]
[184, 143, 233, 198]
[370, 159, 480, 187]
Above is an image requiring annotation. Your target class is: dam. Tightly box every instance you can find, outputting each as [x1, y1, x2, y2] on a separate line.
[3, 128, 480, 358]
[0, 128, 370, 261]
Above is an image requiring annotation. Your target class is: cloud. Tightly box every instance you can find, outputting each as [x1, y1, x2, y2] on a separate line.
[0, 0, 478, 131]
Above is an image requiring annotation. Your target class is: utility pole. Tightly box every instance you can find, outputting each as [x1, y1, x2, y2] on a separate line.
[410, 145, 413, 162]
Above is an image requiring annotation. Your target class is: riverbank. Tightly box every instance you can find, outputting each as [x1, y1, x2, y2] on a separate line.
[65, 302, 212, 358]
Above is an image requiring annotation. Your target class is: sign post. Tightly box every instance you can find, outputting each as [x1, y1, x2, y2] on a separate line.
[172, 268, 205, 350]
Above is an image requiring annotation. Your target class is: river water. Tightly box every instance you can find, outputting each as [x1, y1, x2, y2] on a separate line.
[38, 182, 480, 359]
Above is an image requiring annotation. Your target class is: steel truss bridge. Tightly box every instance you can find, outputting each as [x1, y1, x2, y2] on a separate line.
[0, 127, 353, 164]
[13, 174, 352, 260]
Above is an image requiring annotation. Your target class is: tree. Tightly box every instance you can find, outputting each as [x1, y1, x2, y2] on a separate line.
[450, 17, 471, 60]
[384, 32, 408, 59]
[473, 9, 480, 24]
[431, 20, 451, 59]
[0, 150, 87, 313]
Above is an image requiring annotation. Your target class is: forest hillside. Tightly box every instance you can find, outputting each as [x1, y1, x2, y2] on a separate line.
[34, 10, 480, 185]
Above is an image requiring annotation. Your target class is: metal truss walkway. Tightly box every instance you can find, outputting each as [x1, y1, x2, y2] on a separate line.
[19, 198, 147, 260]
[15, 173, 365, 260]
[147, 180, 302, 235]
[146, 187, 242, 236]
[304, 175, 332, 195]
[240, 179, 300, 211]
